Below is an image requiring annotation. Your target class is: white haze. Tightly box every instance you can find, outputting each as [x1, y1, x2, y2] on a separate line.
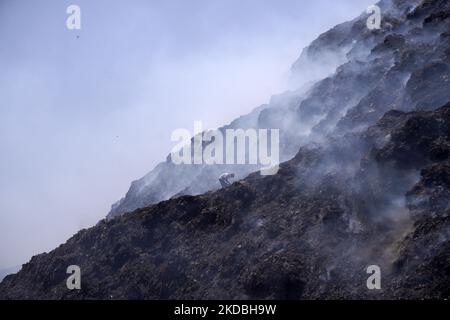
[0, 0, 374, 269]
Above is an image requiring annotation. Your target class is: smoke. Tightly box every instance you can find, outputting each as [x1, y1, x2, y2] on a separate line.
[0, 0, 375, 269]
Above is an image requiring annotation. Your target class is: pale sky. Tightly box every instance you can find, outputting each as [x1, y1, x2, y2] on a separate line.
[0, 0, 375, 269]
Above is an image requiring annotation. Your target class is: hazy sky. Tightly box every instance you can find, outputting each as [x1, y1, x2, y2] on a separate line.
[0, 0, 375, 269]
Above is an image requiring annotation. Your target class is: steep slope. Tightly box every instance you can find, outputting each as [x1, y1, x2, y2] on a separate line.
[1, 0, 450, 299]
[0, 266, 20, 283]
[1, 103, 449, 299]
[108, 0, 450, 219]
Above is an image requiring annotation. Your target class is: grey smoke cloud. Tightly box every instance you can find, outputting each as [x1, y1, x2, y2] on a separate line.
[0, 0, 374, 269]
